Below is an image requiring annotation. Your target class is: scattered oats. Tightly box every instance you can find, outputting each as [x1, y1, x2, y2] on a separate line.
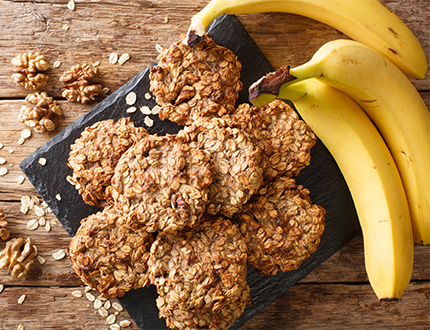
[71, 290, 83, 298]
[118, 53, 130, 65]
[84, 286, 92, 293]
[53, 61, 62, 68]
[52, 249, 66, 260]
[38, 217, 46, 226]
[144, 92, 152, 100]
[94, 298, 103, 309]
[164, 16, 169, 23]
[9, 149, 14, 154]
[119, 320, 131, 328]
[55, 194, 62, 201]
[17, 325, 24, 330]
[126, 106, 137, 114]
[100, 87, 110, 97]
[155, 44, 164, 53]
[62, 24, 70, 31]
[99, 306, 109, 318]
[36, 255, 46, 264]
[0, 284, 4, 293]
[0, 167, 8, 176]
[18, 294, 26, 305]
[50, 219, 57, 225]
[140, 106, 151, 115]
[32, 196, 40, 206]
[104, 300, 111, 310]
[21, 129, 32, 139]
[125, 92, 137, 105]
[0, 142, 3, 150]
[0, 158, 6, 165]
[27, 219, 39, 231]
[109, 52, 118, 64]
[34, 205, 45, 217]
[110, 324, 120, 330]
[114, 312, 119, 316]
[86, 291, 96, 302]
[9, 163, 13, 167]
[93, 61, 101, 67]
[67, 0, 75, 11]
[17, 137, 25, 145]
[144, 116, 154, 127]
[151, 105, 162, 115]
[17, 175, 25, 185]
[106, 314, 116, 325]
[45, 221, 51, 232]
[38, 158, 47, 165]
[112, 302, 123, 312]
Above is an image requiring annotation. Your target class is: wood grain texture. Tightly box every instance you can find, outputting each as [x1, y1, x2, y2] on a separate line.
[0, 0, 429, 329]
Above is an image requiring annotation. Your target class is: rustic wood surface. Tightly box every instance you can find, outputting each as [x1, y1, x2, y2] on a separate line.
[0, 0, 429, 329]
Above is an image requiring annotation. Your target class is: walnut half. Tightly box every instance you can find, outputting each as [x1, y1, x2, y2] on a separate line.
[60, 63, 102, 104]
[0, 237, 37, 278]
[18, 92, 63, 133]
[11, 53, 50, 90]
[0, 208, 10, 242]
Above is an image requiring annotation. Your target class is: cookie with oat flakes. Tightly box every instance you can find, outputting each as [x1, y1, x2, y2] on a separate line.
[233, 176, 326, 276]
[224, 100, 316, 181]
[67, 118, 148, 208]
[108, 133, 213, 233]
[148, 214, 250, 330]
[149, 34, 242, 126]
[68, 206, 155, 298]
[181, 117, 263, 217]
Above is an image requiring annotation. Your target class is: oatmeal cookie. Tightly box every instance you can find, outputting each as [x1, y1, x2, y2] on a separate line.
[108, 133, 213, 233]
[149, 34, 242, 125]
[224, 100, 316, 180]
[148, 215, 250, 330]
[181, 117, 263, 217]
[234, 176, 326, 276]
[68, 206, 154, 298]
[68, 118, 148, 207]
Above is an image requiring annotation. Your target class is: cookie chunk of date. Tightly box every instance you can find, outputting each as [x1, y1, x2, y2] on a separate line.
[149, 34, 242, 125]
[67, 118, 148, 208]
[224, 100, 316, 180]
[148, 215, 250, 330]
[234, 176, 326, 276]
[68, 206, 154, 298]
[108, 133, 213, 233]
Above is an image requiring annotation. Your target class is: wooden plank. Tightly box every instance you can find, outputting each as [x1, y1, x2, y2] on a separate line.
[239, 282, 430, 329]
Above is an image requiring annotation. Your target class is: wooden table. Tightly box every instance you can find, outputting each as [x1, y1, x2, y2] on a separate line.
[0, 1, 429, 329]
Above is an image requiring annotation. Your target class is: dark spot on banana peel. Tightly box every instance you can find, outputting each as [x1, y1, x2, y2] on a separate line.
[187, 30, 203, 48]
[388, 27, 399, 38]
[248, 66, 296, 101]
[388, 48, 398, 55]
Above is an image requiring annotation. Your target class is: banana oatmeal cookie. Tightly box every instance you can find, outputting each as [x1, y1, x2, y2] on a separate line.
[181, 117, 263, 217]
[149, 34, 242, 125]
[67, 118, 148, 207]
[68, 206, 154, 298]
[234, 176, 326, 276]
[224, 100, 316, 181]
[148, 215, 250, 330]
[108, 133, 213, 233]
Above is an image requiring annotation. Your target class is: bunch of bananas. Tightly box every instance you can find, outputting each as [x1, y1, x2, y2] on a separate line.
[186, 0, 429, 301]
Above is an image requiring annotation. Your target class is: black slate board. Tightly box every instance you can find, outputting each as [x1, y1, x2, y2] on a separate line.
[20, 15, 361, 330]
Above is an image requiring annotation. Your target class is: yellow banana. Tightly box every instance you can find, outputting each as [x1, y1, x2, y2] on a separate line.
[187, 0, 427, 79]
[249, 39, 430, 245]
[277, 79, 413, 300]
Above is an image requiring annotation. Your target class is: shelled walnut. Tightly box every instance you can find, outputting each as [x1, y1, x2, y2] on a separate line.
[18, 92, 63, 133]
[0, 208, 10, 242]
[0, 237, 37, 278]
[60, 63, 102, 104]
[11, 52, 50, 90]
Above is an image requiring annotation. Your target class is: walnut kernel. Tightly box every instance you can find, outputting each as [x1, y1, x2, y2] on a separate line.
[0, 208, 10, 242]
[11, 53, 50, 90]
[0, 237, 37, 278]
